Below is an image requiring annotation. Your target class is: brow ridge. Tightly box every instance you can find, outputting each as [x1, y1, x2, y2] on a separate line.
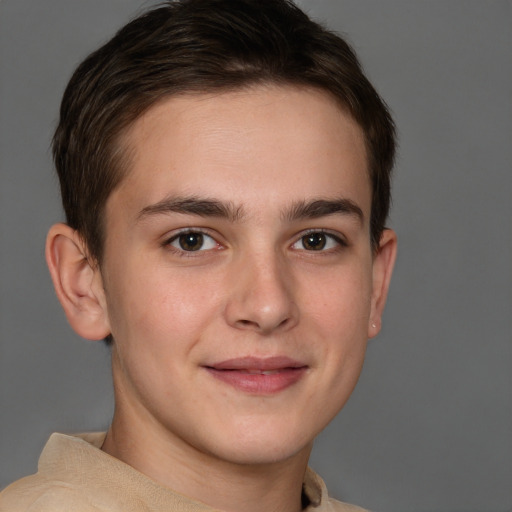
[283, 198, 364, 223]
[138, 196, 244, 222]
[138, 195, 363, 224]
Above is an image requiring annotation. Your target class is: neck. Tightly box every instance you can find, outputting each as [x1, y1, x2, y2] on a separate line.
[102, 398, 312, 512]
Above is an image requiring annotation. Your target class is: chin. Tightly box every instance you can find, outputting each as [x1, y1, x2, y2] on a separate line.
[213, 441, 310, 466]
[202, 419, 315, 466]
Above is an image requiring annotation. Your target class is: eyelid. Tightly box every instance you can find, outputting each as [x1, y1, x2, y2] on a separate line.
[163, 228, 223, 253]
[290, 228, 348, 251]
[161, 227, 347, 254]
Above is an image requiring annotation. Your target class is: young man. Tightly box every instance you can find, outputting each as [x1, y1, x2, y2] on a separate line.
[0, 1, 397, 510]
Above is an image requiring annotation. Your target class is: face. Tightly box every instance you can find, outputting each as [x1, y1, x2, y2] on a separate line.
[98, 86, 392, 466]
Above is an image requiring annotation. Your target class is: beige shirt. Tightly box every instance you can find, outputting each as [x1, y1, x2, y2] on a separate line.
[0, 433, 368, 512]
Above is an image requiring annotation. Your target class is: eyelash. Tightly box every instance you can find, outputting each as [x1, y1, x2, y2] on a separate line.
[164, 229, 221, 256]
[291, 229, 348, 253]
[162, 228, 348, 256]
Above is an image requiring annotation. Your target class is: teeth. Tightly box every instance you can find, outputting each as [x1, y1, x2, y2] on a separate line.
[242, 369, 279, 375]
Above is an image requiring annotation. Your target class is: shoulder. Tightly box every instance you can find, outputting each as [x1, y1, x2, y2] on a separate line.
[0, 433, 113, 512]
[0, 474, 102, 512]
[324, 496, 370, 512]
[303, 467, 369, 512]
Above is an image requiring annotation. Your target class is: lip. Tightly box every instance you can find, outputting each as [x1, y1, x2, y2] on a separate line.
[203, 356, 308, 394]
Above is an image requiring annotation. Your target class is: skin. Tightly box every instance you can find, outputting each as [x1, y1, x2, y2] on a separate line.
[46, 85, 396, 512]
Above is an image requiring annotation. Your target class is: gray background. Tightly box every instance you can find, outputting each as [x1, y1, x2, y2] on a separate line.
[1, 1, 511, 511]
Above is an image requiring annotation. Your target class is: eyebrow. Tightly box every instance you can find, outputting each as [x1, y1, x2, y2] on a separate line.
[283, 198, 364, 223]
[137, 195, 363, 224]
[138, 196, 244, 222]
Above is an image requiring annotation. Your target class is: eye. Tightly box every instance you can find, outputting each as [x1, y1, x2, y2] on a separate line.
[167, 230, 218, 252]
[292, 231, 345, 251]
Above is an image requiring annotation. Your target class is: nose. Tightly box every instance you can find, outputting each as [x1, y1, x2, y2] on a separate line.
[224, 252, 299, 335]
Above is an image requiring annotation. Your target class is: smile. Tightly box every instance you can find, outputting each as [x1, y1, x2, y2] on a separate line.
[204, 356, 308, 394]
[240, 369, 281, 375]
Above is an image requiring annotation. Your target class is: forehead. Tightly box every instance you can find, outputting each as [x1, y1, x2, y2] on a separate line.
[110, 85, 370, 220]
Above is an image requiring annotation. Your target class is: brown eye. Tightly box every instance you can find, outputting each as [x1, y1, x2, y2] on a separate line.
[292, 231, 345, 252]
[178, 232, 204, 251]
[167, 231, 218, 253]
[302, 232, 327, 250]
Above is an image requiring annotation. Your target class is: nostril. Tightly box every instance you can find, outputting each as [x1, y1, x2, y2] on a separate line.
[277, 318, 289, 328]
[234, 315, 293, 334]
[226, 294, 299, 334]
[237, 319, 256, 327]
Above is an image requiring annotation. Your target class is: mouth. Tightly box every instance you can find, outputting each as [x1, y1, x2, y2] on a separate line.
[203, 356, 308, 394]
[234, 369, 285, 375]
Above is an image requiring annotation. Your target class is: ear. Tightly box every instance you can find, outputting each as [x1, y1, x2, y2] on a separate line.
[45, 223, 111, 341]
[368, 228, 397, 338]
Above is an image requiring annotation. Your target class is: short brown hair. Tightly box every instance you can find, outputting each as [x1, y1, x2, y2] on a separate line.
[53, 0, 396, 262]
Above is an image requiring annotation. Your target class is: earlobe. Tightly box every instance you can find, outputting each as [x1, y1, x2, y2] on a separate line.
[368, 229, 397, 338]
[46, 223, 111, 341]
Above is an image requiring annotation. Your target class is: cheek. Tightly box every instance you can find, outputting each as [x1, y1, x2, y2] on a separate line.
[105, 268, 217, 397]
[301, 260, 373, 395]
[305, 263, 373, 333]
[106, 262, 223, 349]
